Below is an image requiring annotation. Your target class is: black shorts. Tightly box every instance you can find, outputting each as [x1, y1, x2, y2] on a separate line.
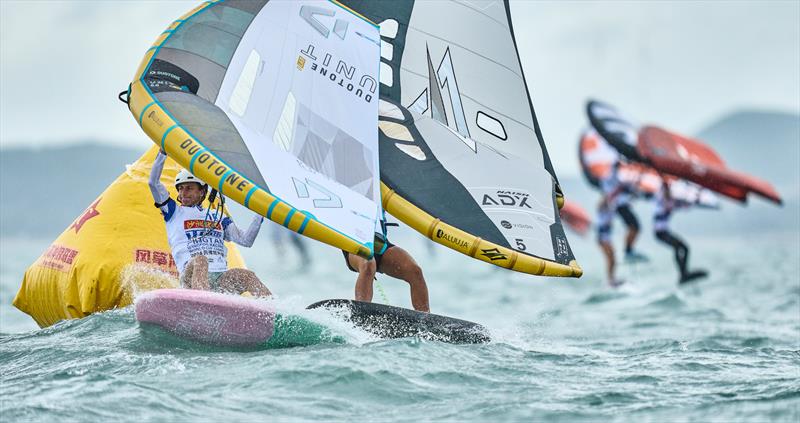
[597, 224, 612, 243]
[616, 204, 640, 231]
[342, 241, 395, 273]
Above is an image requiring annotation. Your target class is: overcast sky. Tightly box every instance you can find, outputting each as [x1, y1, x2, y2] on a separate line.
[1, 0, 798, 177]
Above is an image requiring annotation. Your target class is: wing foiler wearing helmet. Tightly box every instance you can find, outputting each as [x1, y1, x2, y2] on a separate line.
[174, 169, 207, 189]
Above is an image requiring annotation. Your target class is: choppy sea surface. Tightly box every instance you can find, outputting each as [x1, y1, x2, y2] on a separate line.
[2, 227, 798, 421]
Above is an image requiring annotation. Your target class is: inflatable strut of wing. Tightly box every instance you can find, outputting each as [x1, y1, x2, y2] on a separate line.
[124, 0, 382, 259]
[579, 127, 719, 208]
[340, 0, 580, 277]
[587, 100, 782, 205]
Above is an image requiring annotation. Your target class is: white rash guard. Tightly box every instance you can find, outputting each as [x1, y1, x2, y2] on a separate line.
[653, 188, 690, 233]
[149, 151, 263, 276]
[600, 164, 631, 209]
[596, 203, 614, 243]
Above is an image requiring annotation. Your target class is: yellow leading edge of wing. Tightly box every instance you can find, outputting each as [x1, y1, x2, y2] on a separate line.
[128, 83, 373, 261]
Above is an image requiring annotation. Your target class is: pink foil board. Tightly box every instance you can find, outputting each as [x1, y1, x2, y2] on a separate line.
[135, 289, 275, 346]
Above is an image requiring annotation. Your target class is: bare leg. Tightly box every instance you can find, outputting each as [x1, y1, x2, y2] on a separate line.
[347, 254, 376, 302]
[291, 233, 310, 264]
[217, 268, 272, 297]
[617, 205, 641, 254]
[378, 247, 430, 312]
[624, 227, 639, 253]
[656, 230, 690, 279]
[184, 256, 210, 290]
[181, 261, 193, 288]
[599, 240, 616, 283]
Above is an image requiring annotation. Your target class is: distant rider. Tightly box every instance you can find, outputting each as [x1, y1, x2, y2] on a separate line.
[342, 214, 430, 312]
[270, 225, 311, 269]
[148, 149, 271, 296]
[600, 161, 648, 263]
[597, 196, 623, 288]
[653, 180, 708, 284]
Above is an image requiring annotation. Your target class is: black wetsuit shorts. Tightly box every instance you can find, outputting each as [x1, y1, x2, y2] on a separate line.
[616, 204, 640, 231]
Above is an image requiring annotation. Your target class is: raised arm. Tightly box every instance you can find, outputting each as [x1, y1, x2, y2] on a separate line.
[223, 214, 264, 247]
[149, 150, 175, 218]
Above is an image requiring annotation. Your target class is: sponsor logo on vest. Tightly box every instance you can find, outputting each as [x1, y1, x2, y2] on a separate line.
[184, 219, 222, 231]
[435, 229, 469, 248]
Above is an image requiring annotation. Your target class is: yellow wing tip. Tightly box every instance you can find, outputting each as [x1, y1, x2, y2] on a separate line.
[569, 260, 583, 278]
[537, 259, 582, 278]
[556, 193, 565, 209]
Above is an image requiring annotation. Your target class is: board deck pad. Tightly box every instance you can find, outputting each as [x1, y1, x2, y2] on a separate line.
[307, 299, 490, 344]
[135, 289, 275, 347]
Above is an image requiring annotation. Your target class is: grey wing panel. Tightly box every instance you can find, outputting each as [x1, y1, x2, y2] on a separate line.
[155, 91, 267, 189]
[143, 1, 270, 188]
[149, 1, 267, 103]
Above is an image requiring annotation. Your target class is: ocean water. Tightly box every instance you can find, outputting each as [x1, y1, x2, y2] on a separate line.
[1, 226, 798, 421]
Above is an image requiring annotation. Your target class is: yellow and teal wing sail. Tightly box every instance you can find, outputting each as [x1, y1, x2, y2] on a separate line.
[126, 0, 381, 259]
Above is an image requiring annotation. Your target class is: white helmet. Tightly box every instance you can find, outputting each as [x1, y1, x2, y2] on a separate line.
[174, 169, 207, 189]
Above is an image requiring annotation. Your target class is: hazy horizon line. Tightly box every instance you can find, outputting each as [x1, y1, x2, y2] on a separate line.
[1, 105, 797, 152]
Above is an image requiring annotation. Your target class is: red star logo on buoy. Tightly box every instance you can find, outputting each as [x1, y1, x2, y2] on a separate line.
[71, 198, 101, 234]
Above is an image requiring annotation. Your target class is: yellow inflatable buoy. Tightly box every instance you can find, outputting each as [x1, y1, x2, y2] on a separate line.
[13, 146, 246, 328]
